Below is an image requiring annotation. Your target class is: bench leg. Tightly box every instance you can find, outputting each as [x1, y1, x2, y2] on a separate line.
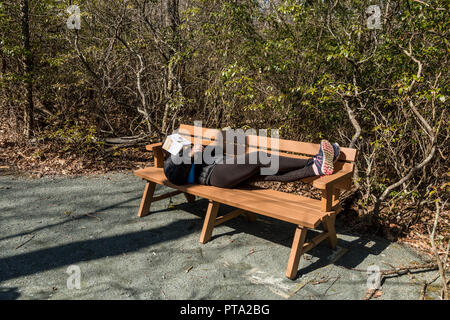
[322, 214, 338, 249]
[286, 226, 308, 280]
[137, 181, 156, 218]
[184, 193, 196, 203]
[244, 212, 257, 222]
[200, 200, 220, 244]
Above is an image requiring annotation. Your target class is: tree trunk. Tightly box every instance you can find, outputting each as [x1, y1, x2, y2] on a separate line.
[20, 0, 34, 139]
[161, 0, 181, 134]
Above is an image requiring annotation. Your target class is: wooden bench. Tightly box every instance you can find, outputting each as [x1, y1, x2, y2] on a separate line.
[134, 124, 357, 279]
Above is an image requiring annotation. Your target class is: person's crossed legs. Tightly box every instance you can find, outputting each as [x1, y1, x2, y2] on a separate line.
[209, 140, 340, 188]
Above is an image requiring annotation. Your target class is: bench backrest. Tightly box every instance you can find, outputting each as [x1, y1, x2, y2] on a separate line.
[177, 124, 357, 173]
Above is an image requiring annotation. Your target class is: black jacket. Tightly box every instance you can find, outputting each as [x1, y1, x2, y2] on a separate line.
[163, 151, 216, 186]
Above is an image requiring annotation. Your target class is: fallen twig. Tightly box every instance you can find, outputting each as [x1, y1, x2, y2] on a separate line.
[246, 248, 257, 257]
[420, 281, 427, 300]
[312, 277, 330, 285]
[287, 279, 311, 298]
[338, 262, 438, 276]
[363, 288, 383, 300]
[85, 213, 102, 221]
[15, 234, 35, 249]
[323, 275, 340, 296]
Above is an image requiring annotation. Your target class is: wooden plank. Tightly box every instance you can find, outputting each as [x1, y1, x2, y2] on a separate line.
[145, 142, 165, 168]
[301, 170, 353, 191]
[179, 124, 250, 156]
[332, 189, 341, 207]
[246, 134, 357, 162]
[152, 190, 182, 202]
[221, 190, 324, 227]
[313, 170, 354, 190]
[153, 147, 165, 168]
[286, 226, 308, 279]
[179, 124, 223, 142]
[322, 214, 338, 249]
[200, 200, 220, 244]
[321, 188, 333, 212]
[177, 134, 223, 148]
[215, 208, 246, 226]
[301, 231, 330, 254]
[178, 124, 357, 162]
[137, 181, 156, 218]
[237, 187, 325, 212]
[236, 189, 328, 220]
[178, 127, 251, 157]
[134, 167, 328, 228]
[145, 142, 163, 151]
[247, 134, 319, 157]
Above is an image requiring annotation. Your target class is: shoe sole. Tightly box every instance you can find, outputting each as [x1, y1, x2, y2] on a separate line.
[321, 140, 334, 175]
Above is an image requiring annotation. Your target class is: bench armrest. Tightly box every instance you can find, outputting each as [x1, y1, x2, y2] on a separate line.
[311, 170, 353, 212]
[312, 170, 353, 190]
[145, 142, 163, 151]
[145, 142, 165, 168]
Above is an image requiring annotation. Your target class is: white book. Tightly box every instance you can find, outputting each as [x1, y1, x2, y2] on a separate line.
[162, 133, 192, 155]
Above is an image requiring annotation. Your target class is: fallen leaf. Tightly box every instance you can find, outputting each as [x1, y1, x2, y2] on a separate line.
[373, 290, 383, 298]
[363, 289, 383, 300]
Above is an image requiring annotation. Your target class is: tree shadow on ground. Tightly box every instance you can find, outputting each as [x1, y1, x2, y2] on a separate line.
[0, 192, 391, 294]
[0, 217, 203, 285]
[0, 287, 20, 300]
[154, 197, 392, 279]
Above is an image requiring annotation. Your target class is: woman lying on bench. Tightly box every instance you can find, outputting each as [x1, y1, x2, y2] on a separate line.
[164, 140, 340, 189]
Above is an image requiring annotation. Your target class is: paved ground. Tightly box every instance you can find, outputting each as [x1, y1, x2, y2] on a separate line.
[0, 173, 441, 300]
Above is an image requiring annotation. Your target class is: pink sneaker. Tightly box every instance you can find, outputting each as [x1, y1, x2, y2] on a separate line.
[313, 140, 334, 175]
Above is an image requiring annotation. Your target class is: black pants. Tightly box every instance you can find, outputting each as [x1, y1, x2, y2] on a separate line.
[209, 151, 315, 188]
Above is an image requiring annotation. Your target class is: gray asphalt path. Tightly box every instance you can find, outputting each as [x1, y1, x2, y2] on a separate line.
[0, 173, 440, 300]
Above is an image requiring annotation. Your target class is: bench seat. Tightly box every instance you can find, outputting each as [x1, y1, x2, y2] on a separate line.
[135, 167, 333, 229]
